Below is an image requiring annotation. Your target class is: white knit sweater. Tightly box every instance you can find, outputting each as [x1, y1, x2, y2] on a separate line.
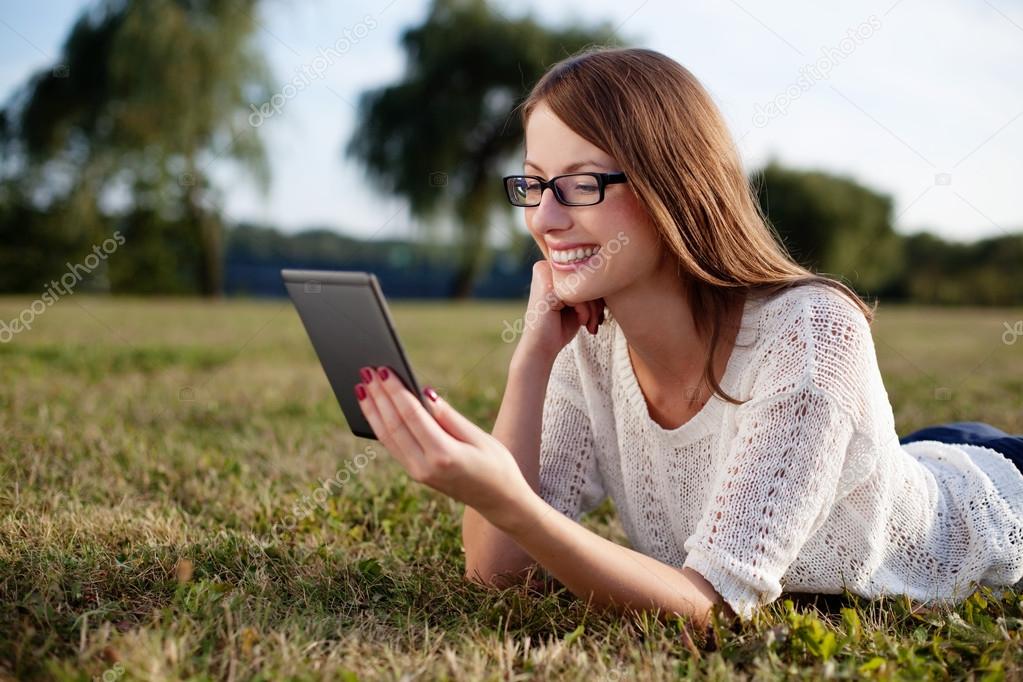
[536, 281, 1023, 621]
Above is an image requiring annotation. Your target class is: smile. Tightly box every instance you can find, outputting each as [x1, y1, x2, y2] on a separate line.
[550, 245, 600, 264]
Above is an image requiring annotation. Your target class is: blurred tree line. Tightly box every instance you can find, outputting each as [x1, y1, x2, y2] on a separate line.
[1, 0, 1020, 304]
[752, 162, 1022, 305]
[0, 0, 269, 296]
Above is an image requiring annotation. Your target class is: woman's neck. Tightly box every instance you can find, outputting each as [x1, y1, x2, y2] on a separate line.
[606, 270, 745, 405]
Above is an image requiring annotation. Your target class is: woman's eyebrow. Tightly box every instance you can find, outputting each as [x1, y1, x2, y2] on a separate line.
[523, 159, 607, 174]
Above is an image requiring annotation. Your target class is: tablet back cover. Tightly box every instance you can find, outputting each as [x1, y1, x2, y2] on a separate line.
[282, 269, 423, 440]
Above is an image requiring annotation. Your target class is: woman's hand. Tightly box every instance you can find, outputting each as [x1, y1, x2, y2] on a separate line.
[354, 365, 534, 531]
[520, 260, 606, 359]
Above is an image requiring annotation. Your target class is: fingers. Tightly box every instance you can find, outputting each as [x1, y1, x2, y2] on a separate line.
[422, 388, 488, 447]
[580, 299, 605, 334]
[357, 368, 427, 475]
[575, 302, 590, 330]
[358, 367, 465, 481]
[374, 368, 455, 451]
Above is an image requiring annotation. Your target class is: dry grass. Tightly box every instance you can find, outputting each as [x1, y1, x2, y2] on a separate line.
[1, 295, 1021, 680]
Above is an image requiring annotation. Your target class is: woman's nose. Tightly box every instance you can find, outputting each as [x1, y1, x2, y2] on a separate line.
[531, 185, 572, 231]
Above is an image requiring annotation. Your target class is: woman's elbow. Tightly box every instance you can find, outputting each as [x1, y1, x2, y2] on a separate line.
[463, 560, 543, 591]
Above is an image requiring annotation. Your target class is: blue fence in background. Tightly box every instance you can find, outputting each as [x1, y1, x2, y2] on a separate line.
[224, 255, 534, 299]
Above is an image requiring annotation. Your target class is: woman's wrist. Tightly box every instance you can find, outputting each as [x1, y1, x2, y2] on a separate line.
[509, 340, 557, 378]
[481, 479, 548, 538]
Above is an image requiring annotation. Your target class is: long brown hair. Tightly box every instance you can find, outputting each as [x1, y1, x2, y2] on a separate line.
[518, 46, 878, 406]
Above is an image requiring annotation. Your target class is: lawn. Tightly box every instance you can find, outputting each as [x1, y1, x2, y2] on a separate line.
[1, 295, 1021, 680]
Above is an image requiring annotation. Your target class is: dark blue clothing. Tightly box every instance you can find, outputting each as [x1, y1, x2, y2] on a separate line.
[899, 421, 1023, 474]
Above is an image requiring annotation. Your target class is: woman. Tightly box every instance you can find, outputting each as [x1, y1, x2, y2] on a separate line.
[352, 46, 1023, 634]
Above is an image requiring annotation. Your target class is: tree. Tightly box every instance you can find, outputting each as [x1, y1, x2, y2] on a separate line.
[346, 0, 619, 298]
[889, 231, 1023, 305]
[0, 0, 271, 295]
[753, 160, 904, 295]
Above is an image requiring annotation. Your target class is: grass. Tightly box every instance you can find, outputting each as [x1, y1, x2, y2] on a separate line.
[1, 294, 1021, 681]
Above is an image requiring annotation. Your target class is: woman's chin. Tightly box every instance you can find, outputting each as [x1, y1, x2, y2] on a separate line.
[552, 268, 611, 303]
[554, 288, 593, 307]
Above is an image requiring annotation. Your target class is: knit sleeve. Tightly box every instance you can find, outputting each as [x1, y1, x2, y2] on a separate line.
[537, 340, 607, 522]
[682, 285, 868, 621]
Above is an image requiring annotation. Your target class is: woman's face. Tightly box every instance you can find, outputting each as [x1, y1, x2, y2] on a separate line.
[522, 101, 664, 305]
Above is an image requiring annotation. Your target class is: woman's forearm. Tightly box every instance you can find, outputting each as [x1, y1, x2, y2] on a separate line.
[462, 346, 556, 586]
[496, 487, 735, 633]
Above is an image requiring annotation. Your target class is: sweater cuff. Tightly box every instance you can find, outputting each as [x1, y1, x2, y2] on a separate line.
[682, 547, 780, 623]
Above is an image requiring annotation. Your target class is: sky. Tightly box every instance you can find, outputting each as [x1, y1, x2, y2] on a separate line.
[1, 0, 1021, 247]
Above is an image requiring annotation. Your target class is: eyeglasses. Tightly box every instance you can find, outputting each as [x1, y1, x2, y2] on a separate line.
[502, 172, 628, 207]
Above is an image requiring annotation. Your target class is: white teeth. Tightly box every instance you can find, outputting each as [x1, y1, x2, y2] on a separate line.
[552, 246, 599, 264]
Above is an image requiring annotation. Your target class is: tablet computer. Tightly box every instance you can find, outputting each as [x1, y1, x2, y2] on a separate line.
[281, 269, 426, 440]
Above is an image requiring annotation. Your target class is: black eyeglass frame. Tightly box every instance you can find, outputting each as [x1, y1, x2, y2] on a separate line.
[502, 171, 629, 207]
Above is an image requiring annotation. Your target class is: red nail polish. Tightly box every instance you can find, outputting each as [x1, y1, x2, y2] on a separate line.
[360, 367, 373, 383]
[424, 386, 439, 402]
[379, 367, 390, 380]
[355, 383, 367, 400]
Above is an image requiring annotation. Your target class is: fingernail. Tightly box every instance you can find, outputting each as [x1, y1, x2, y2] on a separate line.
[423, 386, 439, 402]
[355, 383, 367, 400]
[360, 367, 373, 383]
[379, 366, 390, 380]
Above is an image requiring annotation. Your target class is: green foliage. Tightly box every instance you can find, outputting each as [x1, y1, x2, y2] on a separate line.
[0, 0, 272, 296]
[106, 207, 204, 295]
[753, 160, 1023, 304]
[888, 231, 1023, 305]
[226, 222, 462, 267]
[0, 190, 106, 292]
[755, 159, 905, 295]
